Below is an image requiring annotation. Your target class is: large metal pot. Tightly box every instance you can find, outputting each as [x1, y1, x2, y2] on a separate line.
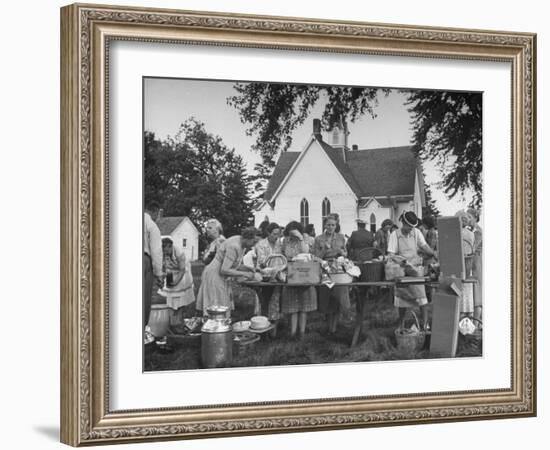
[147, 304, 171, 337]
[201, 306, 233, 368]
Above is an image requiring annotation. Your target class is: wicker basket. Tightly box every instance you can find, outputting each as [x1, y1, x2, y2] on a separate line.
[394, 311, 426, 353]
[359, 261, 385, 282]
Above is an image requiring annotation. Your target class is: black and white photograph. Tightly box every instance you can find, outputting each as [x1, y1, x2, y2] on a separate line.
[142, 77, 483, 371]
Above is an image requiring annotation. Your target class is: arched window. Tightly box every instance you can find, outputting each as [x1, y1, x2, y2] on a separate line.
[370, 213, 377, 233]
[322, 197, 331, 225]
[300, 198, 309, 227]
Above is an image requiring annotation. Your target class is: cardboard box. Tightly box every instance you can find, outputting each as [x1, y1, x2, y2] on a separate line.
[286, 261, 321, 285]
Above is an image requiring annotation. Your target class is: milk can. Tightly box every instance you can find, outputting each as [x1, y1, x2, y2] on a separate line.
[201, 306, 233, 368]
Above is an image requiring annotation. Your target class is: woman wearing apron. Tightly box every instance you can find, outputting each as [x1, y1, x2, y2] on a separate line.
[387, 211, 437, 330]
[158, 237, 196, 325]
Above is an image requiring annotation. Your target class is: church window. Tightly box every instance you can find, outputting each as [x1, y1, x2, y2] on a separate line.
[322, 197, 331, 225]
[370, 213, 376, 233]
[300, 198, 309, 227]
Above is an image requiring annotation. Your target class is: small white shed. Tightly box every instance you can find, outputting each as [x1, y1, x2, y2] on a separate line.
[157, 216, 199, 261]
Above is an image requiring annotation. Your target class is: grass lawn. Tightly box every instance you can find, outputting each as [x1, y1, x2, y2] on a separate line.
[145, 275, 482, 371]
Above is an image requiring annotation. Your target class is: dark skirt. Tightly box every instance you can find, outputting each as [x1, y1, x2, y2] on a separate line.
[318, 286, 350, 314]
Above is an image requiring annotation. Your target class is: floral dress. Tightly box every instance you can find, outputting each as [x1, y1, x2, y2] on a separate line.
[280, 237, 317, 314]
[196, 236, 243, 315]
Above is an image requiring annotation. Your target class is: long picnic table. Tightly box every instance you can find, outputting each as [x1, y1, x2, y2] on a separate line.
[240, 278, 477, 347]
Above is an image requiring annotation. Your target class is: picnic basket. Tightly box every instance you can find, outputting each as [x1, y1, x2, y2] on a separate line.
[394, 310, 426, 353]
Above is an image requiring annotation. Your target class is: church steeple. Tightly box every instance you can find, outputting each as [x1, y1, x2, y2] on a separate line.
[329, 118, 349, 161]
[329, 118, 349, 148]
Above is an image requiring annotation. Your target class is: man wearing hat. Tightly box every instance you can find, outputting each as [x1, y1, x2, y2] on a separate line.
[387, 211, 437, 330]
[346, 218, 375, 261]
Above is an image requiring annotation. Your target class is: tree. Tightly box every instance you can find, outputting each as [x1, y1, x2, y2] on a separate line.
[144, 119, 254, 238]
[422, 181, 440, 218]
[227, 83, 383, 196]
[228, 82, 482, 207]
[405, 90, 482, 207]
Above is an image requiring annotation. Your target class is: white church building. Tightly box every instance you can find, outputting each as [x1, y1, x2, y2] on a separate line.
[254, 119, 426, 236]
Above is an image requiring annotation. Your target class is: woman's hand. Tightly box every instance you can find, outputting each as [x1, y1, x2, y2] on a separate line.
[290, 229, 303, 240]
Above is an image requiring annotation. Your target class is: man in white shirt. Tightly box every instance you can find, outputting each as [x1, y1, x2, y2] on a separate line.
[144, 201, 163, 331]
[387, 211, 437, 330]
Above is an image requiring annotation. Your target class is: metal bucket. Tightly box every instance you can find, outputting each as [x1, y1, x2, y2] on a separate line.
[201, 306, 233, 368]
[201, 332, 233, 368]
[147, 304, 171, 337]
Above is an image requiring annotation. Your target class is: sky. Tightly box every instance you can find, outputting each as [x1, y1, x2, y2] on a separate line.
[144, 77, 476, 216]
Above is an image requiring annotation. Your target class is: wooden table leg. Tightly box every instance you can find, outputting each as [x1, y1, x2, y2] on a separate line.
[351, 287, 368, 347]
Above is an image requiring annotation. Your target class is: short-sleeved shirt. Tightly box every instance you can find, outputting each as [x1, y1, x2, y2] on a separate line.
[255, 237, 282, 267]
[387, 227, 427, 261]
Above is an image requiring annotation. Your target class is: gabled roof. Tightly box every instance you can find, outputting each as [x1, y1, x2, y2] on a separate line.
[264, 139, 421, 202]
[346, 146, 419, 198]
[157, 216, 197, 236]
[263, 151, 300, 201]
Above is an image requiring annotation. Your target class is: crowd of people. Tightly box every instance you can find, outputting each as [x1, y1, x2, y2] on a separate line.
[143, 201, 483, 343]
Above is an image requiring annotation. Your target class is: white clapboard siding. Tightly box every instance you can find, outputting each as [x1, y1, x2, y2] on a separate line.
[273, 140, 357, 235]
[169, 217, 199, 261]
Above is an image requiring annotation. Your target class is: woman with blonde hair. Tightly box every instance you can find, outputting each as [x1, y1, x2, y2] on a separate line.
[203, 218, 226, 265]
[196, 227, 258, 316]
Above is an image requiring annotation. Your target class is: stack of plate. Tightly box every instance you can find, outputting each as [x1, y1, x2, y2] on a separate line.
[250, 316, 270, 330]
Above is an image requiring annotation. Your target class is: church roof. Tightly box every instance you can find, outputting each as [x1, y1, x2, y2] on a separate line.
[263, 151, 300, 201]
[346, 145, 419, 197]
[263, 139, 420, 202]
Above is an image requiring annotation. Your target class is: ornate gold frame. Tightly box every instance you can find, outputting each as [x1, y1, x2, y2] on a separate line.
[60, 3, 536, 446]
